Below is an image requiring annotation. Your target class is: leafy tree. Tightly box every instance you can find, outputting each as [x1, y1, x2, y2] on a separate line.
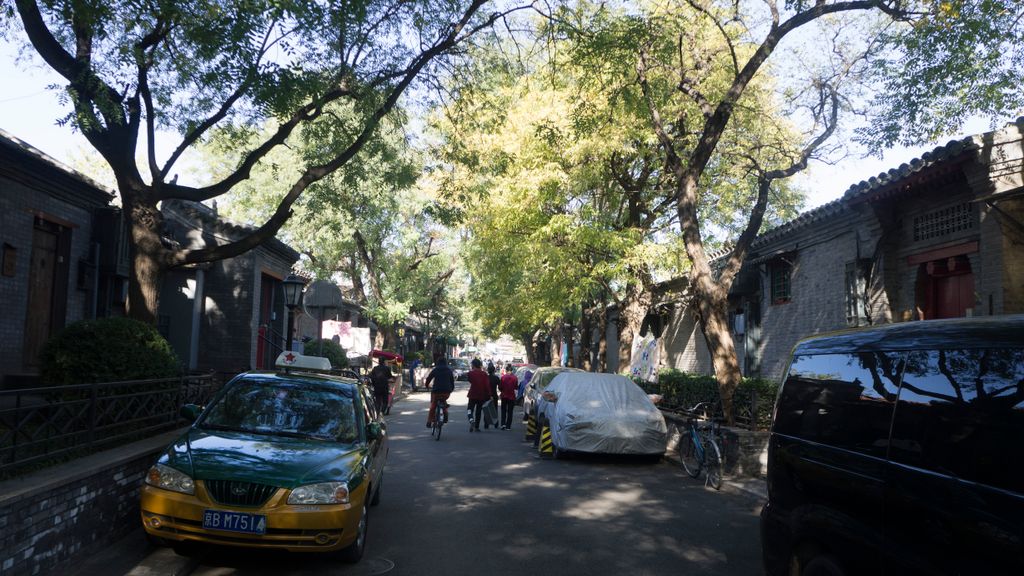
[205, 115, 467, 351]
[3, 0, 513, 324]
[866, 0, 1024, 147]
[554, 0, 910, 422]
[439, 6, 805, 372]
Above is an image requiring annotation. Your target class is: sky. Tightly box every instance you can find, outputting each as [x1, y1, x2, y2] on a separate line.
[0, 37, 1010, 212]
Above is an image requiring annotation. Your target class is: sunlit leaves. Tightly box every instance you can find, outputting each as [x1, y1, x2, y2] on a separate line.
[865, 0, 1024, 147]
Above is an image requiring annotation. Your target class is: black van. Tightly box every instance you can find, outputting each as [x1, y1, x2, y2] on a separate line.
[761, 315, 1024, 576]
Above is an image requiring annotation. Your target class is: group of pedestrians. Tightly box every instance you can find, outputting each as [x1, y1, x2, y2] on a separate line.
[423, 355, 518, 432]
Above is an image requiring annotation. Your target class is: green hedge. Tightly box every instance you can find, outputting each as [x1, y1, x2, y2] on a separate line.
[39, 317, 180, 385]
[303, 338, 349, 369]
[638, 369, 779, 430]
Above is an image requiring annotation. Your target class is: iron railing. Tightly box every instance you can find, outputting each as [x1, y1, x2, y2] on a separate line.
[0, 374, 218, 474]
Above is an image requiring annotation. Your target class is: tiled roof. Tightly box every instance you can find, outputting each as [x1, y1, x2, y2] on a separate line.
[0, 127, 116, 202]
[751, 197, 850, 248]
[841, 136, 979, 202]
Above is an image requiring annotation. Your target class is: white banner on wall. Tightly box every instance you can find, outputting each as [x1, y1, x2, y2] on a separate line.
[629, 334, 660, 383]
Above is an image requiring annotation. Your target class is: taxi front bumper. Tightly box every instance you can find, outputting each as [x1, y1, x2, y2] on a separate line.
[140, 481, 366, 553]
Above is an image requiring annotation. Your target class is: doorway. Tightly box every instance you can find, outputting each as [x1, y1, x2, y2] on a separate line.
[921, 255, 975, 319]
[23, 218, 71, 368]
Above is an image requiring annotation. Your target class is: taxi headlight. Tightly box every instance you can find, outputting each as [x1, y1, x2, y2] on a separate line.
[145, 464, 195, 495]
[287, 482, 350, 505]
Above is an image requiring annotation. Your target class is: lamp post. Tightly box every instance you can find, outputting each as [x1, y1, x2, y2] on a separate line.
[282, 274, 306, 353]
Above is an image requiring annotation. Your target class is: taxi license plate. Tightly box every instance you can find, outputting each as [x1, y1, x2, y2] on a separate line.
[202, 510, 267, 535]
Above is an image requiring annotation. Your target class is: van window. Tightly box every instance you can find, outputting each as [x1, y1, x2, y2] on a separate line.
[775, 352, 902, 458]
[889, 348, 1024, 493]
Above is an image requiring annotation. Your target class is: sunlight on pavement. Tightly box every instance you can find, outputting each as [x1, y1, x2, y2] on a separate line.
[558, 487, 669, 521]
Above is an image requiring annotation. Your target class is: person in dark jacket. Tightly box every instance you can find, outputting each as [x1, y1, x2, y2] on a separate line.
[424, 355, 455, 427]
[369, 357, 394, 414]
[465, 358, 490, 432]
[485, 363, 501, 429]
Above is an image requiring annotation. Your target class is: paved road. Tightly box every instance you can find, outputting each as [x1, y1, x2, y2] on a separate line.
[74, 385, 765, 576]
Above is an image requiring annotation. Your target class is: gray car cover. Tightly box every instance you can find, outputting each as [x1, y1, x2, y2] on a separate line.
[536, 372, 668, 455]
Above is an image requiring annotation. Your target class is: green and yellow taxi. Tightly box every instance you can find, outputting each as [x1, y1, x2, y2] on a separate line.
[140, 353, 387, 562]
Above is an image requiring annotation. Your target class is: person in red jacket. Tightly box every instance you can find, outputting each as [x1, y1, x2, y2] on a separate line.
[498, 364, 519, 430]
[465, 358, 490, 432]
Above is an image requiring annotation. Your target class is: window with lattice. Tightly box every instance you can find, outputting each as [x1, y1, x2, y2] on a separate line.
[770, 258, 792, 305]
[913, 203, 973, 241]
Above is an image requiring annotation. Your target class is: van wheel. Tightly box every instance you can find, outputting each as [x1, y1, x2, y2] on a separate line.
[802, 554, 845, 576]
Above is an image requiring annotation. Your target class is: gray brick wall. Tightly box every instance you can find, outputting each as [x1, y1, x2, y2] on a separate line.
[0, 179, 99, 381]
[0, 435, 171, 576]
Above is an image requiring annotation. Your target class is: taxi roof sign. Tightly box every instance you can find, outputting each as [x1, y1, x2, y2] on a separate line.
[275, 352, 332, 371]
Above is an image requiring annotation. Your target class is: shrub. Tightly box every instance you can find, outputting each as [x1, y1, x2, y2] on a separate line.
[304, 338, 348, 369]
[40, 317, 180, 385]
[639, 368, 780, 430]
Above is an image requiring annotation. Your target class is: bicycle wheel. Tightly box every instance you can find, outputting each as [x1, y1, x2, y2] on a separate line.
[704, 437, 722, 490]
[679, 431, 702, 478]
[434, 406, 443, 441]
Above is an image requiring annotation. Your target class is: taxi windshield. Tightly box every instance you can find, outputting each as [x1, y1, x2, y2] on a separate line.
[200, 379, 358, 443]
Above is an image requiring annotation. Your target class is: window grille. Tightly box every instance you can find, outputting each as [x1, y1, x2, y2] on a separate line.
[845, 261, 868, 326]
[770, 259, 792, 305]
[913, 203, 973, 241]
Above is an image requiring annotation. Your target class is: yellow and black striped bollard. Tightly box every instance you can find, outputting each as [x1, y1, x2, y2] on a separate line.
[525, 413, 537, 443]
[538, 420, 554, 458]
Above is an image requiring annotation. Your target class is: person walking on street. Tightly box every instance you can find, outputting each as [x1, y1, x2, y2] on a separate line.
[485, 363, 500, 429]
[424, 355, 455, 427]
[499, 364, 518, 430]
[369, 357, 394, 415]
[466, 358, 490, 432]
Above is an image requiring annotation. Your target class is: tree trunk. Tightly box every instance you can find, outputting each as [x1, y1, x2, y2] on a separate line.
[520, 333, 536, 365]
[549, 324, 562, 366]
[596, 304, 608, 372]
[124, 197, 167, 324]
[696, 294, 741, 425]
[617, 282, 652, 372]
[579, 303, 593, 371]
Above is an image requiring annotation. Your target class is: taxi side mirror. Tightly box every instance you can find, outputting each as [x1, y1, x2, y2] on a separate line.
[366, 422, 383, 440]
[179, 404, 202, 422]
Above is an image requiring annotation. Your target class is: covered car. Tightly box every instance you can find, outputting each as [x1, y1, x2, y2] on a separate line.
[535, 372, 668, 457]
[523, 366, 583, 422]
[140, 354, 387, 563]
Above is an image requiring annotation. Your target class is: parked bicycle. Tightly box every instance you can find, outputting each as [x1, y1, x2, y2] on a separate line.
[431, 399, 448, 440]
[679, 402, 723, 490]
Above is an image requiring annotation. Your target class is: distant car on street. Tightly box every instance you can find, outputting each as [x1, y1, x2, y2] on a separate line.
[535, 372, 668, 459]
[139, 353, 388, 563]
[450, 358, 471, 381]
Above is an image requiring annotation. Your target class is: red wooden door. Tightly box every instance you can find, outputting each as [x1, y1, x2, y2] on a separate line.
[923, 257, 975, 319]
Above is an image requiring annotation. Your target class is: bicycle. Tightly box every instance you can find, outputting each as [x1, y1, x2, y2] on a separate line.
[431, 399, 448, 440]
[679, 402, 723, 490]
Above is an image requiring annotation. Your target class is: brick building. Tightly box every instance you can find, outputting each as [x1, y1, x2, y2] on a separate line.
[0, 130, 116, 386]
[643, 118, 1024, 381]
[0, 131, 302, 385]
[160, 200, 299, 376]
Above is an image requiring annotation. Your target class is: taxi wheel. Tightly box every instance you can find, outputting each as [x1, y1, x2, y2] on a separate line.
[338, 502, 368, 563]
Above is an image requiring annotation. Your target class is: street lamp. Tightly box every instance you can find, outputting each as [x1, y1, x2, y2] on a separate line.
[282, 274, 306, 353]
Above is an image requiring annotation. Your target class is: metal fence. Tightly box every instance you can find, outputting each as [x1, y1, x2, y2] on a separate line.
[0, 374, 218, 475]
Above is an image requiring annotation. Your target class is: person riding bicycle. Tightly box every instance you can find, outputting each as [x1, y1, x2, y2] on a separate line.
[369, 357, 394, 414]
[424, 355, 455, 428]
